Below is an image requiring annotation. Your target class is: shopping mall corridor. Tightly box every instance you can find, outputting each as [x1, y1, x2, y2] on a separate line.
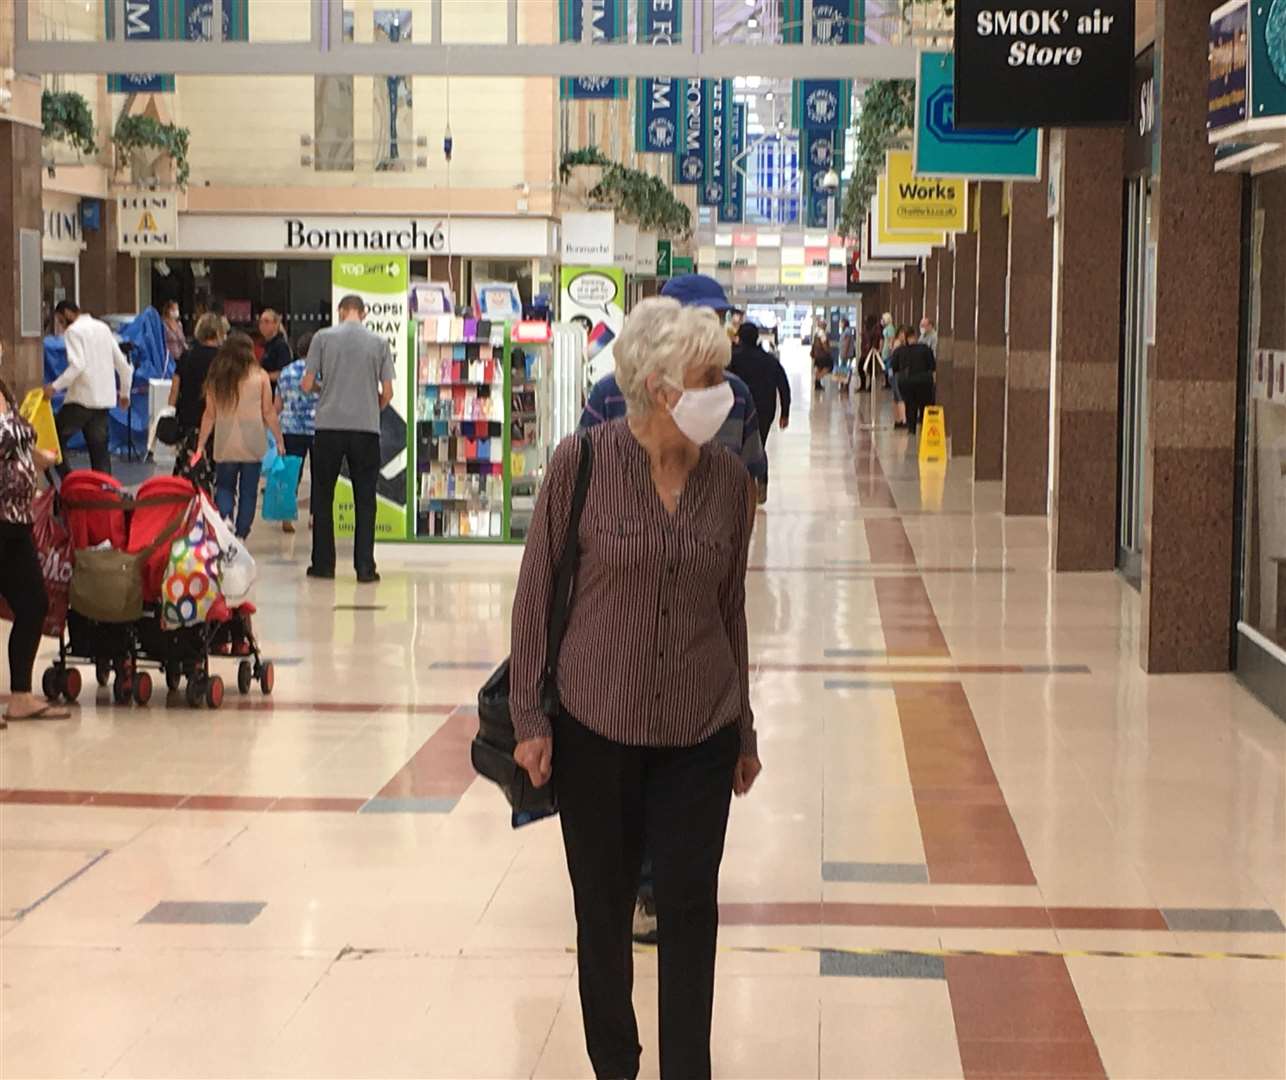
[2, 347, 1284, 1080]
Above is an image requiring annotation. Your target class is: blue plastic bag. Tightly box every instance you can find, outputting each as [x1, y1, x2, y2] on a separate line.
[262, 453, 303, 522]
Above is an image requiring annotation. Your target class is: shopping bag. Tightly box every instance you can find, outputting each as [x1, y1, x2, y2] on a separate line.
[0, 488, 72, 637]
[262, 454, 302, 522]
[199, 494, 257, 604]
[161, 514, 220, 629]
[19, 388, 61, 465]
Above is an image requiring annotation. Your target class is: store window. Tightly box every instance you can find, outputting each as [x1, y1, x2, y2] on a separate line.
[1241, 172, 1286, 651]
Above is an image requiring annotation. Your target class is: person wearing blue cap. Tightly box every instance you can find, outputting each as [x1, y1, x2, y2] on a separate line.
[580, 275, 768, 490]
[577, 274, 765, 949]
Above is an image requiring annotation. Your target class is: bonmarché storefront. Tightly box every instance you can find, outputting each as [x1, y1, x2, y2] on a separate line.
[141, 213, 557, 338]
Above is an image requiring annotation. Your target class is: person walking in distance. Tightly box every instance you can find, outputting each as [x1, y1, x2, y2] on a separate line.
[275, 333, 318, 535]
[302, 295, 394, 584]
[729, 322, 791, 505]
[889, 325, 937, 437]
[919, 316, 939, 355]
[43, 300, 133, 476]
[257, 309, 293, 395]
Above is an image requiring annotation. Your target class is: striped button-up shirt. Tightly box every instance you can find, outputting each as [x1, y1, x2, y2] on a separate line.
[510, 419, 757, 754]
[580, 371, 769, 481]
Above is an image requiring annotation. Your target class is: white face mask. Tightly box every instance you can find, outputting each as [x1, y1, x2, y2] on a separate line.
[667, 380, 734, 447]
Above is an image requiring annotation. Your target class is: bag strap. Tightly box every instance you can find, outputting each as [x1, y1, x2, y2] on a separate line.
[540, 431, 594, 711]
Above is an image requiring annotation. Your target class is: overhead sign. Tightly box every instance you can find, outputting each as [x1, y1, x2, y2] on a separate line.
[952, 1, 1134, 127]
[676, 79, 705, 184]
[636, 230, 659, 275]
[780, 0, 865, 43]
[559, 0, 628, 100]
[719, 101, 746, 225]
[803, 129, 843, 230]
[869, 195, 935, 259]
[116, 191, 177, 251]
[1208, 0, 1286, 147]
[914, 50, 1041, 180]
[792, 79, 852, 132]
[614, 222, 639, 273]
[636, 79, 679, 153]
[107, 0, 173, 94]
[700, 79, 728, 207]
[561, 211, 615, 265]
[876, 179, 946, 248]
[884, 150, 967, 233]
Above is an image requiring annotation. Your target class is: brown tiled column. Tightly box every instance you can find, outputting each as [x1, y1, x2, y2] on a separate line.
[1140, 0, 1243, 671]
[925, 250, 940, 328]
[1004, 151, 1053, 516]
[0, 115, 44, 395]
[1050, 128, 1125, 570]
[974, 182, 1008, 481]
[937, 246, 956, 445]
[908, 263, 925, 328]
[80, 199, 138, 316]
[951, 228, 978, 458]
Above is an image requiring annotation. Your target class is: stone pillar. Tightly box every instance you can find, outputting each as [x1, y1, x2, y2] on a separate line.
[1139, 0, 1243, 672]
[925, 250, 940, 328]
[974, 182, 1008, 481]
[80, 199, 138, 316]
[951, 228, 978, 457]
[1050, 128, 1125, 570]
[0, 117, 44, 395]
[937, 245, 955, 444]
[1005, 152, 1053, 515]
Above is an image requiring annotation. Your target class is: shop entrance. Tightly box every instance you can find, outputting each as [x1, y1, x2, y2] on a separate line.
[1117, 175, 1155, 589]
[41, 260, 78, 335]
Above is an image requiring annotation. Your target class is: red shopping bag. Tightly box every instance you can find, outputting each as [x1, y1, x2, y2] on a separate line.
[0, 488, 73, 637]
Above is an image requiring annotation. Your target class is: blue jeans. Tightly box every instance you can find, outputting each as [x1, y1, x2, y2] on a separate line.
[215, 461, 262, 539]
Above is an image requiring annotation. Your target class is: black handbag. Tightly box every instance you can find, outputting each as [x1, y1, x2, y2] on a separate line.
[472, 431, 594, 816]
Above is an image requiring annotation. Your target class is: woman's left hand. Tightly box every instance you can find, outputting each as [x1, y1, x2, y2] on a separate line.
[733, 753, 762, 797]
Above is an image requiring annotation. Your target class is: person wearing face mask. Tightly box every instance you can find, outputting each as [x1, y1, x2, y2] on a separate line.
[511, 297, 762, 1080]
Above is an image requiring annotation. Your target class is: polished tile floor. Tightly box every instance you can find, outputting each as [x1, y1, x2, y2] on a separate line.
[2, 347, 1284, 1079]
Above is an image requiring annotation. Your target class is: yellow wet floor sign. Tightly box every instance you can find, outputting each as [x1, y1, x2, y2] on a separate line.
[919, 406, 946, 463]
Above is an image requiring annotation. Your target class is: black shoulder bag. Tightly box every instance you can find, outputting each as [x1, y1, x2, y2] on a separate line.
[472, 431, 594, 817]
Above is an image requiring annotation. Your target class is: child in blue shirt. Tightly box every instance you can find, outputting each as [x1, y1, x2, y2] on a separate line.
[275, 335, 318, 534]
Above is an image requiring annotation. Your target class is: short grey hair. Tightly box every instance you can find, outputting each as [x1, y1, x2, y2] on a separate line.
[614, 297, 731, 416]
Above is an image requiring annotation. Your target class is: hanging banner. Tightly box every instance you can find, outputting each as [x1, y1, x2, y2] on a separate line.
[676, 79, 706, 185]
[803, 128, 843, 229]
[1208, 2, 1250, 135]
[561, 265, 626, 385]
[915, 51, 1041, 180]
[182, 0, 249, 40]
[701, 79, 729, 207]
[883, 149, 967, 233]
[106, 0, 173, 94]
[560, 0, 628, 100]
[793, 80, 852, 132]
[720, 102, 747, 224]
[952, 0, 1134, 127]
[780, 0, 864, 44]
[330, 255, 410, 541]
[636, 79, 680, 153]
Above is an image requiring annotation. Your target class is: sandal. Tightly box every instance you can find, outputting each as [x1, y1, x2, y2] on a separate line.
[3, 704, 72, 722]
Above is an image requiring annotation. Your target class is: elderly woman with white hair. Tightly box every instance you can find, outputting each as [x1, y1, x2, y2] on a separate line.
[510, 296, 762, 1080]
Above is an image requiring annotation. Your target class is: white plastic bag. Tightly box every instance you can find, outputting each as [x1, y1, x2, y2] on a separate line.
[200, 494, 257, 605]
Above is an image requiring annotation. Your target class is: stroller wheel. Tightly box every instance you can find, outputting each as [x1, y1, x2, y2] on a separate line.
[62, 667, 83, 704]
[237, 661, 254, 695]
[259, 661, 275, 696]
[96, 660, 112, 687]
[133, 671, 154, 707]
[185, 677, 205, 709]
[205, 675, 225, 710]
[42, 667, 60, 702]
[166, 664, 182, 692]
[112, 675, 133, 706]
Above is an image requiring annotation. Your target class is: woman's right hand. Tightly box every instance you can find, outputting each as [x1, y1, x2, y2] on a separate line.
[514, 736, 553, 788]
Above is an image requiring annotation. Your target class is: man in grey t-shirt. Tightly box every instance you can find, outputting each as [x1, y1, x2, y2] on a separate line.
[302, 294, 394, 583]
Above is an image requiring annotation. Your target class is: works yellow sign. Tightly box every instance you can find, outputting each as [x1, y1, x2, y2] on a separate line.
[884, 150, 968, 234]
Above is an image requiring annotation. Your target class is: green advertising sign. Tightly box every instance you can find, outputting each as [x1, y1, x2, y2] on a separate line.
[672, 255, 694, 274]
[657, 239, 673, 276]
[330, 255, 410, 541]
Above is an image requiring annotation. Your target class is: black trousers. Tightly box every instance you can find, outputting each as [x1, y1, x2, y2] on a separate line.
[0, 524, 48, 695]
[554, 713, 739, 1080]
[282, 433, 316, 502]
[903, 377, 936, 434]
[311, 429, 380, 575]
[54, 403, 111, 475]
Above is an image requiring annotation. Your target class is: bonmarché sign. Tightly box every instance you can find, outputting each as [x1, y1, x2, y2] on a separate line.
[286, 218, 446, 252]
[953, 1, 1135, 127]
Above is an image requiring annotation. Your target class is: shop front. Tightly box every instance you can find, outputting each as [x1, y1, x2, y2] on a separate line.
[42, 191, 86, 333]
[139, 213, 557, 346]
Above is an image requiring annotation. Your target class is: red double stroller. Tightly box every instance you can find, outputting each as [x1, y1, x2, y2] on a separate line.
[43, 470, 275, 710]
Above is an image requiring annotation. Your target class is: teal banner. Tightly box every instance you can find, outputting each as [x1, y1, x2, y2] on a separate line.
[700, 79, 729, 207]
[560, 0, 628, 100]
[719, 102, 746, 224]
[676, 79, 706, 184]
[914, 51, 1040, 180]
[804, 128, 843, 229]
[1250, 0, 1286, 122]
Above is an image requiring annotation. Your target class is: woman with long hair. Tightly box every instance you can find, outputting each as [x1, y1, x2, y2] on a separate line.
[811, 328, 834, 392]
[0, 346, 66, 726]
[196, 332, 283, 540]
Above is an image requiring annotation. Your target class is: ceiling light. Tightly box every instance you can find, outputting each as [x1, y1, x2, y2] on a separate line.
[748, 15, 759, 28]
[765, 90, 774, 101]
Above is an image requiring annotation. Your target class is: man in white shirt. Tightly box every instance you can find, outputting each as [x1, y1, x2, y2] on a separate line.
[43, 300, 133, 475]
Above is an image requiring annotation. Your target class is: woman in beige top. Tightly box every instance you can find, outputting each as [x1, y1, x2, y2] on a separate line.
[196, 332, 283, 539]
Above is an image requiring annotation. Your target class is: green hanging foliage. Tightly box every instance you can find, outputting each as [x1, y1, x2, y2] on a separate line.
[111, 114, 192, 189]
[41, 90, 98, 157]
[560, 147, 692, 239]
[558, 146, 613, 183]
[839, 79, 916, 240]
